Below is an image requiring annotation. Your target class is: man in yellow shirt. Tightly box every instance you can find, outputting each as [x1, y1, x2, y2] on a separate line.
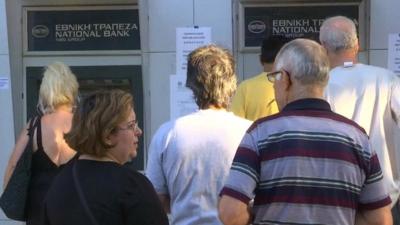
[230, 38, 284, 121]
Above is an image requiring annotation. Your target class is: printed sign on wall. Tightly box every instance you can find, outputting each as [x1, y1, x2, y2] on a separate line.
[244, 5, 359, 51]
[388, 33, 400, 76]
[26, 6, 140, 52]
[176, 27, 212, 75]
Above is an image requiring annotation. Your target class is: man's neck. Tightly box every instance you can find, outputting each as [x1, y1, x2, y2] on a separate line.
[328, 50, 357, 69]
[202, 105, 226, 111]
[262, 63, 273, 72]
[288, 86, 325, 103]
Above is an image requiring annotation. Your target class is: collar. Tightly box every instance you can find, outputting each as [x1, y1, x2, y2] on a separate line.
[343, 61, 354, 68]
[282, 98, 332, 112]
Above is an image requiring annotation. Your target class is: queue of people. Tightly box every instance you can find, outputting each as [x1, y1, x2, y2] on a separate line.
[2, 15, 400, 225]
[219, 38, 392, 225]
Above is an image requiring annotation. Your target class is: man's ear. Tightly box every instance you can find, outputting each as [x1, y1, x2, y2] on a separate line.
[355, 41, 360, 54]
[320, 42, 329, 53]
[282, 70, 291, 91]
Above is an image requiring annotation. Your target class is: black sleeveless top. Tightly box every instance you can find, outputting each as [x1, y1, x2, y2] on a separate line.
[26, 116, 76, 225]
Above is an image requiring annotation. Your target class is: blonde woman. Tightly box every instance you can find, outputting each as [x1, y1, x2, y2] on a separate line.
[4, 62, 79, 225]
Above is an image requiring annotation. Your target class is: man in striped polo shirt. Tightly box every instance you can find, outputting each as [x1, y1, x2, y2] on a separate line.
[218, 38, 392, 225]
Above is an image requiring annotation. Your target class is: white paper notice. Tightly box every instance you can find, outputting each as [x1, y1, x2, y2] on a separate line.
[176, 27, 211, 75]
[0, 77, 9, 90]
[388, 33, 400, 76]
[170, 74, 197, 120]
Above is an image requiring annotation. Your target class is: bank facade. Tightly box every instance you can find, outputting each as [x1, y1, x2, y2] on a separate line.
[0, 1, 399, 223]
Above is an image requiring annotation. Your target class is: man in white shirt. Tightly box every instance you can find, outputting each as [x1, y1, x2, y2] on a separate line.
[320, 15, 400, 223]
[146, 45, 252, 225]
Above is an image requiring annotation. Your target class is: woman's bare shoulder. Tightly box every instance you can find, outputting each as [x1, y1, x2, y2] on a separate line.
[40, 111, 76, 164]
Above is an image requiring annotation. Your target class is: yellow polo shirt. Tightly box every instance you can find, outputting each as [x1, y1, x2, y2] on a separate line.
[230, 72, 278, 121]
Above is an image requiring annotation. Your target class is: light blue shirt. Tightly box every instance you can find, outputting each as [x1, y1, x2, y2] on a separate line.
[146, 109, 251, 225]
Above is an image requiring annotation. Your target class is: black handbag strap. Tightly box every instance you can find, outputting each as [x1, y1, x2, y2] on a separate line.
[72, 163, 100, 225]
[27, 116, 40, 141]
[27, 117, 37, 137]
[35, 117, 43, 149]
[25, 117, 39, 154]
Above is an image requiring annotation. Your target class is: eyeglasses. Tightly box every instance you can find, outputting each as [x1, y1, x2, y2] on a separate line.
[117, 120, 140, 132]
[266, 70, 283, 83]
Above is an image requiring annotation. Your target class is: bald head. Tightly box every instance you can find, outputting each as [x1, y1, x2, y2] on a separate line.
[319, 16, 358, 53]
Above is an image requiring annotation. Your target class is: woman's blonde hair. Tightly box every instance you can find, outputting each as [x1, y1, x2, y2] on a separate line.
[65, 89, 134, 157]
[38, 62, 79, 114]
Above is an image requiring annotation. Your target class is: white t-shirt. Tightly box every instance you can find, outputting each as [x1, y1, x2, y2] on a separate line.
[325, 63, 400, 204]
[146, 109, 251, 225]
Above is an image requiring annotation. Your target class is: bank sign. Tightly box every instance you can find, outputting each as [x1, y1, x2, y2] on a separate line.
[244, 5, 359, 48]
[26, 7, 140, 51]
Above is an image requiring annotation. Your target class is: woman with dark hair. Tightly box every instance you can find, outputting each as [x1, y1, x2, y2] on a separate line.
[43, 89, 168, 225]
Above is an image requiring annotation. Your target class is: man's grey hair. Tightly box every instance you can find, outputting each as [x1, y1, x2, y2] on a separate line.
[319, 16, 358, 53]
[274, 38, 330, 87]
[186, 44, 237, 109]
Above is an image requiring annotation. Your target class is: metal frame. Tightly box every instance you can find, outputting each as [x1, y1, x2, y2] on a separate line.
[233, 0, 369, 54]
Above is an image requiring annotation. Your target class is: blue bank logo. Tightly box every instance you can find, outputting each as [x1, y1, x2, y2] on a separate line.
[248, 20, 266, 34]
[32, 25, 49, 38]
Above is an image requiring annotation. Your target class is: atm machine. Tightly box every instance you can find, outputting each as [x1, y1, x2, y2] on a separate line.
[25, 65, 144, 169]
[22, 5, 146, 170]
